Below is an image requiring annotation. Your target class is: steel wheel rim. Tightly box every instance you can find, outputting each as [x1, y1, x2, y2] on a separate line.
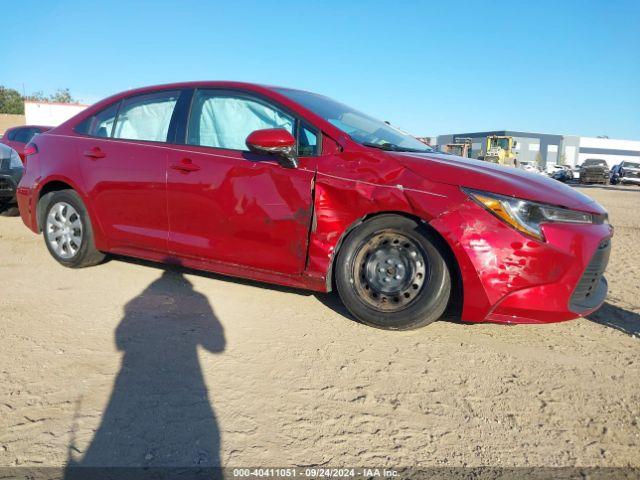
[352, 230, 428, 311]
[46, 202, 83, 259]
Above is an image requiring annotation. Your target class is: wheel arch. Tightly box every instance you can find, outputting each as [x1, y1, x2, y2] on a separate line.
[36, 179, 77, 231]
[35, 178, 106, 249]
[325, 210, 463, 318]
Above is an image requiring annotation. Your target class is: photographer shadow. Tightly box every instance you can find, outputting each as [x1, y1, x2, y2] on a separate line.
[65, 270, 225, 479]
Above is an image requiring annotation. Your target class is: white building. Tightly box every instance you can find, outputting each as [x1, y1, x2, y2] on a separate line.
[576, 136, 640, 168]
[24, 100, 89, 127]
[437, 130, 640, 169]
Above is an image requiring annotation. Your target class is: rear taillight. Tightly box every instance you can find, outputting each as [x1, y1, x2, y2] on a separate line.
[22, 142, 38, 168]
[24, 142, 38, 157]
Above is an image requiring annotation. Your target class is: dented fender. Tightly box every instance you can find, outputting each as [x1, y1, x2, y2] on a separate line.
[304, 149, 462, 292]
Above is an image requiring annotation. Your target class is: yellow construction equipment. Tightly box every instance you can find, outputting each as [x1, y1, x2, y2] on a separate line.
[442, 137, 472, 157]
[480, 135, 518, 166]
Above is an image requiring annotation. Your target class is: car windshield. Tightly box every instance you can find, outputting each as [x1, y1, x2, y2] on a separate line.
[622, 162, 640, 169]
[276, 88, 433, 153]
[584, 159, 607, 166]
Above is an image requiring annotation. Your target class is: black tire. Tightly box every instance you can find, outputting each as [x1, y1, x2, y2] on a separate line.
[0, 200, 20, 217]
[40, 190, 105, 268]
[0, 204, 20, 217]
[335, 215, 451, 330]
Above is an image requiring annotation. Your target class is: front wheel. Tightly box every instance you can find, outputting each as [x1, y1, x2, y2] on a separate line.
[41, 190, 105, 268]
[335, 215, 451, 330]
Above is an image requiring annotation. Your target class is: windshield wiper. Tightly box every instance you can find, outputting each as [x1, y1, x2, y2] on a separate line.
[362, 142, 430, 153]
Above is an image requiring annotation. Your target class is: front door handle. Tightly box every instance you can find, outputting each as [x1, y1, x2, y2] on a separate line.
[170, 158, 201, 173]
[83, 147, 106, 159]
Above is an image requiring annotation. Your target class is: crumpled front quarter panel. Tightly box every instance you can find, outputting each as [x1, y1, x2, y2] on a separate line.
[306, 149, 457, 288]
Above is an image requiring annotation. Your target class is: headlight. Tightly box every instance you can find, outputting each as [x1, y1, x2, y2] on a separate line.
[464, 188, 595, 241]
[9, 149, 23, 169]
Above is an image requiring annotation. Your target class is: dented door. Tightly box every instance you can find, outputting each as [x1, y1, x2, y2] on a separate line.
[166, 145, 315, 274]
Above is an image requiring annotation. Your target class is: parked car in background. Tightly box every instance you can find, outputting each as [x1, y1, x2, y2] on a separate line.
[551, 168, 574, 183]
[579, 159, 609, 184]
[571, 165, 582, 181]
[518, 160, 543, 174]
[610, 161, 640, 185]
[546, 164, 574, 178]
[546, 164, 565, 176]
[1, 125, 52, 161]
[0, 143, 25, 215]
[17, 81, 612, 330]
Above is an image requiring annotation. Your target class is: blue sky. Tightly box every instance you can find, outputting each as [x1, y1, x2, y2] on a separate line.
[1, 0, 638, 139]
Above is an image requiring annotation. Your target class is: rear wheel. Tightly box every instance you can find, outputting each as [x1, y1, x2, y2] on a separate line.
[41, 190, 105, 268]
[335, 215, 451, 330]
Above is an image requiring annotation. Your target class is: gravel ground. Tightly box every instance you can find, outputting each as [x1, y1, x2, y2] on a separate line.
[0, 186, 638, 470]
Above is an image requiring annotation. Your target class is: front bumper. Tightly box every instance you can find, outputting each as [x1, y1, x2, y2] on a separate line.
[619, 176, 640, 185]
[569, 238, 610, 312]
[432, 199, 613, 324]
[581, 174, 608, 183]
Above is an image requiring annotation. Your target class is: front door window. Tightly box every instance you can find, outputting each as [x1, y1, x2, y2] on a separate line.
[187, 91, 294, 150]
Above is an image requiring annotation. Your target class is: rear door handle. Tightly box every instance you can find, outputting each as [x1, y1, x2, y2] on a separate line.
[83, 147, 106, 159]
[170, 158, 201, 173]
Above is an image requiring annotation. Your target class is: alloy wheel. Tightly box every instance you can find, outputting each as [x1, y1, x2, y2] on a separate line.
[46, 202, 83, 259]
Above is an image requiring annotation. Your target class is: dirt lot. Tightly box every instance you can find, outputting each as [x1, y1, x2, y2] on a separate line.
[0, 186, 638, 470]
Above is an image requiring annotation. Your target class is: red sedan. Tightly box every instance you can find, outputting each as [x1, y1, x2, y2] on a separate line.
[1, 125, 51, 161]
[16, 82, 612, 329]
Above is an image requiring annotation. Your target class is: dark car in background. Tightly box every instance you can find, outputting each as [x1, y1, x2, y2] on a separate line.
[610, 161, 640, 186]
[0, 143, 25, 215]
[579, 158, 609, 185]
[551, 168, 574, 183]
[1, 125, 51, 161]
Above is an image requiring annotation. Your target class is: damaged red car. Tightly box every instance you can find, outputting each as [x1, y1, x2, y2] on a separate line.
[17, 82, 612, 329]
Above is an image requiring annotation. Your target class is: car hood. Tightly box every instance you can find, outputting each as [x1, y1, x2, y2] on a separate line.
[393, 152, 604, 214]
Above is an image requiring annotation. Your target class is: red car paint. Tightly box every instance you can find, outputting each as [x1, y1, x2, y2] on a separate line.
[1, 125, 52, 161]
[16, 81, 612, 324]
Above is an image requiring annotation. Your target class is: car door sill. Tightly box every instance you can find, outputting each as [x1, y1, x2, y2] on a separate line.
[108, 246, 327, 293]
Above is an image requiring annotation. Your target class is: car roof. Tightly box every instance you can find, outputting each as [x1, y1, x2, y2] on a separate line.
[102, 81, 283, 99]
[53, 81, 348, 142]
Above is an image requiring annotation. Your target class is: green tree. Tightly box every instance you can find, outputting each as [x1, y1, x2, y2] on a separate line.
[25, 88, 76, 103]
[0, 86, 25, 114]
[49, 88, 75, 103]
[25, 91, 47, 102]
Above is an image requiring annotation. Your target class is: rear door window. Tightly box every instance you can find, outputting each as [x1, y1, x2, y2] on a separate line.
[113, 91, 180, 142]
[75, 101, 120, 137]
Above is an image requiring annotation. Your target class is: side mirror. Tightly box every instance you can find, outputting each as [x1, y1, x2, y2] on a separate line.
[246, 128, 298, 168]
